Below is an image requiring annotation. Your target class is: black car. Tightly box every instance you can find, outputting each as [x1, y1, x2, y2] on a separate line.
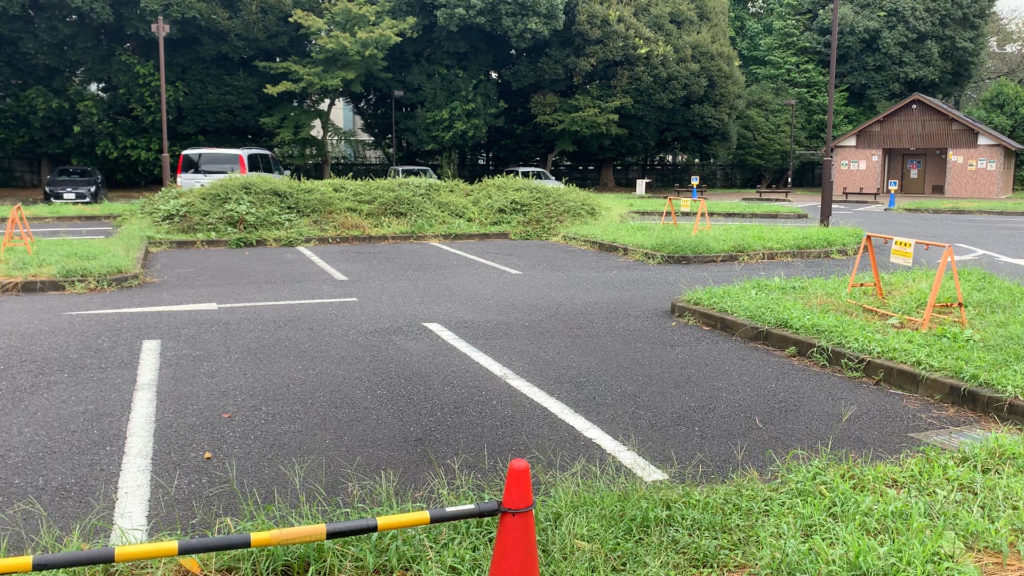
[43, 166, 107, 203]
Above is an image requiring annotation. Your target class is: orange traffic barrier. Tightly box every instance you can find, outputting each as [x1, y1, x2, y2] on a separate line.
[846, 233, 966, 331]
[488, 458, 539, 576]
[1, 204, 33, 257]
[660, 196, 711, 235]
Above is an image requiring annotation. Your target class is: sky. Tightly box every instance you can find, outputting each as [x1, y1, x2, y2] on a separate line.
[997, 0, 1024, 16]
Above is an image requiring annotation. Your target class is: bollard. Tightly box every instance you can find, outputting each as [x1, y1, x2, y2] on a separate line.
[488, 458, 539, 576]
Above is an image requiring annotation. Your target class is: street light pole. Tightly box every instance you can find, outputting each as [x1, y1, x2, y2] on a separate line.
[783, 99, 796, 189]
[820, 0, 839, 226]
[151, 16, 171, 188]
[391, 90, 403, 166]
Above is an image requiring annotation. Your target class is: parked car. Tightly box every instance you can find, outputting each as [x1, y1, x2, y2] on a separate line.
[386, 165, 438, 179]
[175, 147, 288, 189]
[43, 166, 107, 203]
[502, 167, 564, 187]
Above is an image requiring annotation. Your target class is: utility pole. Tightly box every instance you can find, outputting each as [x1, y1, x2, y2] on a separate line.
[391, 90, 403, 165]
[783, 99, 796, 189]
[820, 0, 839, 226]
[151, 16, 171, 188]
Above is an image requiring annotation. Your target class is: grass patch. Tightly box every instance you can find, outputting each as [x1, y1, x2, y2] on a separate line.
[139, 175, 600, 244]
[898, 199, 1024, 213]
[685, 267, 1024, 397]
[592, 194, 804, 216]
[562, 221, 862, 256]
[3, 436, 1024, 574]
[2, 201, 138, 220]
[0, 215, 151, 281]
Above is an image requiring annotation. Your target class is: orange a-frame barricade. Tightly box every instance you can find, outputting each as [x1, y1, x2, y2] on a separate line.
[846, 233, 966, 331]
[660, 196, 711, 236]
[1, 204, 33, 257]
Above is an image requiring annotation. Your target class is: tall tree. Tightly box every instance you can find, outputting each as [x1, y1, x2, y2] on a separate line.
[258, 0, 412, 178]
[516, 0, 743, 187]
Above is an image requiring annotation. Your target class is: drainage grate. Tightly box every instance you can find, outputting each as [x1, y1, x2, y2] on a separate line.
[909, 427, 993, 450]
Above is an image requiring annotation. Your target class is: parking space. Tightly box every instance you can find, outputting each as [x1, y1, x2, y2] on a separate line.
[25, 221, 115, 239]
[0, 238, 993, 544]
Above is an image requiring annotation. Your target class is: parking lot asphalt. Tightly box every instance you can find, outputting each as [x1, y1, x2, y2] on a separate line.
[0, 236, 994, 546]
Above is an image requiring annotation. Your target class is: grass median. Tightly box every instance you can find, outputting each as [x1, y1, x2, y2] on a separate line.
[561, 220, 863, 257]
[3, 436, 1023, 574]
[591, 194, 805, 216]
[898, 199, 1024, 213]
[684, 267, 1024, 398]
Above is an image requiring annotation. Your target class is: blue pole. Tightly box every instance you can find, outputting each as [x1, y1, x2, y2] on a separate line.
[887, 191, 895, 209]
[691, 185, 697, 199]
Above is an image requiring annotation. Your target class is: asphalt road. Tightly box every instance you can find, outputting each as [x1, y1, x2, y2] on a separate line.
[1, 206, 1019, 548]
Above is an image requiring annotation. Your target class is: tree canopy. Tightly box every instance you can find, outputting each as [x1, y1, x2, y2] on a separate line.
[0, 0, 1012, 187]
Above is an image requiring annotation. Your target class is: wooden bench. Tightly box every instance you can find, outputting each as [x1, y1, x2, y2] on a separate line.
[755, 185, 791, 198]
[673, 184, 707, 197]
[841, 186, 881, 201]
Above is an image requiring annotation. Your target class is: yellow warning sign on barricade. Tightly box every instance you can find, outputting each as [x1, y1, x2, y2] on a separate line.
[1, 204, 33, 257]
[889, 237, 915, 266]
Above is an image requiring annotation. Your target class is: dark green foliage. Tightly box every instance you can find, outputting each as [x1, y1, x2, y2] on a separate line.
[139, 175, 599, 242]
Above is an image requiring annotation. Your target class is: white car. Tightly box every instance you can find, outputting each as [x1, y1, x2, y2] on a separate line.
[175, 147, 288, 189]
[387, 165, 438, 179]
[502, 167, 564, 187]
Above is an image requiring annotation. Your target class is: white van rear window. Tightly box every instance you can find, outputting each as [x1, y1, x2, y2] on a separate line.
[180, 152, 242, 175]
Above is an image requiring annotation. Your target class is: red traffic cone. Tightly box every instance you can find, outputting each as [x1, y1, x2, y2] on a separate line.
[488, 458, 539, 576]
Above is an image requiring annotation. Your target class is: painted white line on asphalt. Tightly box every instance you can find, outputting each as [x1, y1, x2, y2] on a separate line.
[423, 323, 668, 482]
[110, 340, 161, 545]
[854, 204, 885, 211]
[954, 244, 1024, 267]
[428, 243, 522, 275]
[296, 246, 348, 280]
[795, 203, 819, 208]
[64, 298, 357, 315]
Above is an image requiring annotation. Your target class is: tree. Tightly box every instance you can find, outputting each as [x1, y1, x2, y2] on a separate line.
[514, 0, 743, 187]
[835, 0, 996, 116]
[258, 0, 412, 179]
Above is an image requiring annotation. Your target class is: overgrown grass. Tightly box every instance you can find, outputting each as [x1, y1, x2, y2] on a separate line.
[1, 202, 138, 219]
[592, 194, 804, 216]
[685, 267, 1024, 397]
[562, 220, 863, 256]
[899, 198, 1024, 212]
[139, 175, 600, 244]
[3, 436, 1023, 574]
[0, 215, 151, 280]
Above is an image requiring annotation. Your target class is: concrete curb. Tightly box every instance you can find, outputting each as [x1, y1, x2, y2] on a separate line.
[670, 300, 1024, 424]
[563, 236, 857, 264]
[629, 211, 808, 220]
[0, 232, 513, 294]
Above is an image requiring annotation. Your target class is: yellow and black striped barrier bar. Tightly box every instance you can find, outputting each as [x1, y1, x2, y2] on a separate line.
[0, 501, 501, 574]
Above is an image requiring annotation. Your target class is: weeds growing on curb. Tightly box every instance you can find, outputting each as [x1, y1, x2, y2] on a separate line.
[3, 437, 1024, 575]
[685, 268, 1024, 397]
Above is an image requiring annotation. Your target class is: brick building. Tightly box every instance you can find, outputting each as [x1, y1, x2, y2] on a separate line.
[832, 93, 1022, 198]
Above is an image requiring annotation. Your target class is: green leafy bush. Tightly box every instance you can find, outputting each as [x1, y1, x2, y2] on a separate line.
[139, 175, 600, 242]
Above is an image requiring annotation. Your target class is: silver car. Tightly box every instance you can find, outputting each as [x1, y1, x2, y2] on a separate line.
[502, 167, 564, 187]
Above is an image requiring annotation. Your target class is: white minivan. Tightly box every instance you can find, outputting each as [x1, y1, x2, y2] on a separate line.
[175, 147, 288, 189]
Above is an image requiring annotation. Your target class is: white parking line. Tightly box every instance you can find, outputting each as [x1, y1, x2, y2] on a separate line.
[955, 244, 1024, 267]
[64, 298, 357, 315]
[428, 243, 522, 274]
[854, 204, 885, 211]
[424, 323, 667, 482]
[296, 246, 348, 280]
[110, 340, 161, 545]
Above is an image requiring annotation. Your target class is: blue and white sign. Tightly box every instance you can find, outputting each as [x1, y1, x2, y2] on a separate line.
[887, 179, 899, 191]
[690, 175, 700, 185]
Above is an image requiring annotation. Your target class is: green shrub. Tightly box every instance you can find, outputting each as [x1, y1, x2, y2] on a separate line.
[139, 175, 599, 242]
